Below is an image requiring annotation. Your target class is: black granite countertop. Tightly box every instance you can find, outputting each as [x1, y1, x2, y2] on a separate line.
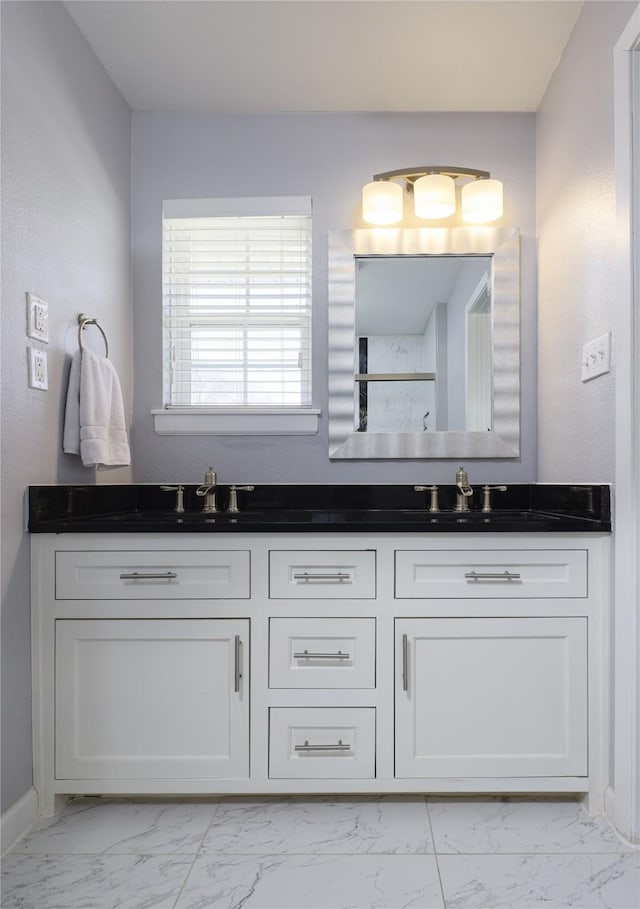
[27, 484, 611, 533]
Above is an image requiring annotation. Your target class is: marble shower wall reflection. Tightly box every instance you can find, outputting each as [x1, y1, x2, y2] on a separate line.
[360, 331, 437, 432]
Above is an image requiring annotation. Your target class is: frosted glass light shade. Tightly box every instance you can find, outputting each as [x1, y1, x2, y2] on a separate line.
[461, 178, 503, 223]
[414, 174, 456, 219]
[362, 181, 403, 225]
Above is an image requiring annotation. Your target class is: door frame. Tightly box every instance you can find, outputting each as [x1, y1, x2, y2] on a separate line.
[612, 3, 640, 843]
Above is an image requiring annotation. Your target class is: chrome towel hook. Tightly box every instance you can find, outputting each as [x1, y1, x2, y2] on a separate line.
[77, 313, 109, 358]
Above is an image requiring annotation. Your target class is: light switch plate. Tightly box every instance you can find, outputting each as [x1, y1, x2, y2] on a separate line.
[581, 331, 611, 382]
[26, 293, 49, 343]
[28, 346, 48, 390]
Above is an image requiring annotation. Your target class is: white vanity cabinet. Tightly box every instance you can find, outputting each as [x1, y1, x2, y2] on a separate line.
[30, 531, 610, 815]
[55, 618, 249, 781]
[394, 616, 588, 779]
[393, 547, 591, 780]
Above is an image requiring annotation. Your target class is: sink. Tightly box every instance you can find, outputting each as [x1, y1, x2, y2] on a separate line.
[66, 506, 589, 532]
[91, 508, 558, 523]
[403, 510, 564, 523]
[91, 511, 252, 524]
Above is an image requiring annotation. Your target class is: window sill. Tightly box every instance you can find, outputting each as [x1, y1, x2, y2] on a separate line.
[151, 408, 321, 436]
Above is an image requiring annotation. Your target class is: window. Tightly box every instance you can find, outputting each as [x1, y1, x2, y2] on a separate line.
[155, 197, 318, 436]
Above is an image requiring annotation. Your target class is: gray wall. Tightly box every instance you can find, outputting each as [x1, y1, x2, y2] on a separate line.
[0, 1, 132, 811]
[132, 112, 537, 485]
[536, 1, 636, 482]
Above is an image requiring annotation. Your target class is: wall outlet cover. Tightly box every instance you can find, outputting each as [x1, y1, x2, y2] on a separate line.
[581, 331, 612, 382]
[28, 346, 48, 390]
[26, 293, 49, 343]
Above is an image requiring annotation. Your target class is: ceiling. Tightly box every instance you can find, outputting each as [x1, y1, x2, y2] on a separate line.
[63, 0, 584, 113]
[355, 256, 490, 334]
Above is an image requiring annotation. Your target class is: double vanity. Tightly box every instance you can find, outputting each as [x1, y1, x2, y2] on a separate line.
[29, 481, 611, 816]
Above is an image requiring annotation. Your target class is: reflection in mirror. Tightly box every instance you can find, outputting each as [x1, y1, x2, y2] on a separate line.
[328, 228, 520, 459]
[355, 256, 492, 433]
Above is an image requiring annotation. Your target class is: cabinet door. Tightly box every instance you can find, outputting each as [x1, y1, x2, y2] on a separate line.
[55, 619, 249, 780]
[395, 617, 587, 778]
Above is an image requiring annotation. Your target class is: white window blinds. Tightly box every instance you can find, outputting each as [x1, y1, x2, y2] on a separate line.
[162, 198, 312, 408]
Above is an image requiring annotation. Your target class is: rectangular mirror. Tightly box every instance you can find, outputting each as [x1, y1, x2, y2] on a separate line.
[328, 227, 520, 459]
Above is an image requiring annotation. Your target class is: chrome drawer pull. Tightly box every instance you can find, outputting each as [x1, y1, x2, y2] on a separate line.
[293, 571, 351, 583]
[234, 635, 242, 693]
[402, 633, 409, 692]
[293, 650, 351, 660]
[119, 571, 178, 580]
[464, 570, 521, 581]
[294, 739, 351, 753]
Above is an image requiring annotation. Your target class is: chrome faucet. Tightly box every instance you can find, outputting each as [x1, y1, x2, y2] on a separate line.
[196, 467, 218, 513]
[455, 466, 474, 512]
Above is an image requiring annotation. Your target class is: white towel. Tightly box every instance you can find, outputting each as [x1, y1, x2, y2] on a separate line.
[63, 348, 131, 468]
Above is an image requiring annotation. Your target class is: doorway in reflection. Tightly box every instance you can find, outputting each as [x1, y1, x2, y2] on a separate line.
[354, 255, 492, 433]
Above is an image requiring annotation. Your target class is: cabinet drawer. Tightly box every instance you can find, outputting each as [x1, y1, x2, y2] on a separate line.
[55, 550, 250, 599]
[395, 549, 587, 598]
[269, 707, 375, 778]
[269, 550, 376, 599]
[269, 618, 376, 688]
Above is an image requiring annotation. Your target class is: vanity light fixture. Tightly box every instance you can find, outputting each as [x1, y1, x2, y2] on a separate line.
[362, 166, 503, 225]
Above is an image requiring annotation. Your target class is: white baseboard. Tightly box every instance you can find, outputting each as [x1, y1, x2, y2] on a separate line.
[604, 783, 616, 822]
[1, 787, 38, 854]
[603, 784, 640, 849]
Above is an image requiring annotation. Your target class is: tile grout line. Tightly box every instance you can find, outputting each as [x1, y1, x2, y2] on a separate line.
[163, 850, 442, 857]
[420, 850, 640, 856]
[170, 800, 222, 909]
[425, 796, 448, 909]
[9, 848, 639, 857]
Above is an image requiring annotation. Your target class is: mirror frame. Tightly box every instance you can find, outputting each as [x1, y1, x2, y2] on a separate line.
[328, 227, 520, 459]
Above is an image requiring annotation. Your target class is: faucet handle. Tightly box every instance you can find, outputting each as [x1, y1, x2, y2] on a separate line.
[160, 485, 185, 513]
[228, 484, 255, 513]
[481, 484, 508, 513]
[414, 484, 439, 513]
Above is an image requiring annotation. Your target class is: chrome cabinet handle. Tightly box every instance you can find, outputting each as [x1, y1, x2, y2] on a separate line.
[402, 633, 409, 692]
[464, 570, 521, 581]
[119, 571, 178, 580]
[234, 635, 242, 693]
[293, 650, 351, 660]
[293, 571, 351, 583]
[294, 740, 351, 753]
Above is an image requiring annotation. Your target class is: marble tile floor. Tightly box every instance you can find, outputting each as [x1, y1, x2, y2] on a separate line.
[2, 796, 639, 909]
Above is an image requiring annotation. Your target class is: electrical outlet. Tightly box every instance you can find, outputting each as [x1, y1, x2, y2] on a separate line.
[28, 346, 48, 390]
[26, 293, 49, 343]
[581, 331, 611, 382]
